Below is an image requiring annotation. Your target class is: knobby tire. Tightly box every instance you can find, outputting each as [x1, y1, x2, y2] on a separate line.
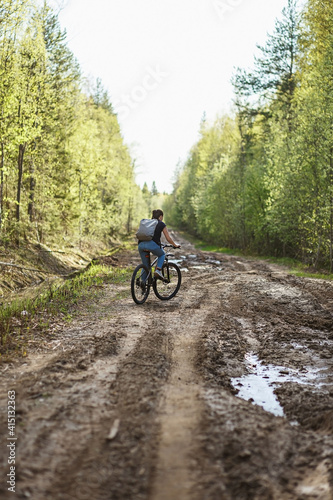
[131, 264, 150, 304]
[153, 262, 181, 300]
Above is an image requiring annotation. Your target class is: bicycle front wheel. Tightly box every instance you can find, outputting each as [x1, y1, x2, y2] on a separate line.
[153, 262, 181, 300]
[131, 264, 150, 304]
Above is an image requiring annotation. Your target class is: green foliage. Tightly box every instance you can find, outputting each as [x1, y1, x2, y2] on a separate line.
[233, 0, 299, 108]
[0, 0, 146, 247]
[0, 263, 132, 353]
[140, 181, 165, 219]
[169, 0, 333, 271]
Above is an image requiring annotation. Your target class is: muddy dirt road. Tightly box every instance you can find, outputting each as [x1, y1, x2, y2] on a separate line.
[0, 233, 333, 499]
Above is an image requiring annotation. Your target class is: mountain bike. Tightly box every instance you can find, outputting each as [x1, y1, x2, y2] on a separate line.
[131, 244, 182, 304]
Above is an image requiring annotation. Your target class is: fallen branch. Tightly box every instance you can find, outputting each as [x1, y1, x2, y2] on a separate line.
[38, 249, 67, 254]
[0, 261, 55, 274]
[0, 245, 123, 279]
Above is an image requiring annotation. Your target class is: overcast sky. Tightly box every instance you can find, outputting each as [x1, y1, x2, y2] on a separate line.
[54, 0, 293, 193]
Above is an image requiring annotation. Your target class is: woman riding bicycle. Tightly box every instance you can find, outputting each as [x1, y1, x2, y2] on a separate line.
[138, 209, 180, 280]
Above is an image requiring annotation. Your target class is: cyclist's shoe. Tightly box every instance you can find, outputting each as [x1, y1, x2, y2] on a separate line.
[154, 269, 164, 280]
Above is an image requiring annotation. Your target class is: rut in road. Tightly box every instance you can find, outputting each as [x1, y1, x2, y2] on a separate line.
[149, 273, 221, 500]
[0, 285, 161, 500]
[0, 234, 332, 500]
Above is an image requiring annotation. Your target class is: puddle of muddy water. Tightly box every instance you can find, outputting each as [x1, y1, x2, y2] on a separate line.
[170, 254, 221, 271]
[232, 354, 285, 417]
[168, 257, 189, 272]
[207, 259, 221, 265]
[231, 353, 331, 418]
[169, 258, 184, 266]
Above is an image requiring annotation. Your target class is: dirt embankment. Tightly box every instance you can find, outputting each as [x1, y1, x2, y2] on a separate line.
[0, 233, 332, 499]
[0, 240, 121, 301]
[0, 242, 87, 296]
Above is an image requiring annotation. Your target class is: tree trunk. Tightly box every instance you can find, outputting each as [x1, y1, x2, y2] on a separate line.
[16, 142, 26, 222]
[314, 235, 322, 270]
[127, 197, 133, 233]
[236, 112, 247, 250]
[28, 159, 35, 222]
[79, 172, 82, 249]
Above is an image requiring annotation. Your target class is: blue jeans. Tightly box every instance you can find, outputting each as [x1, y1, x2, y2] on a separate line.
[138, 241, 165, 281]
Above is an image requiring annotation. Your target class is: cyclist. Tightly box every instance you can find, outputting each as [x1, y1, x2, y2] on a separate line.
[138, 209, 180, 280]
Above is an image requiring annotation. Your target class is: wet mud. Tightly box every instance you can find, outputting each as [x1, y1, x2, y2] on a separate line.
[0, 234, 332, 499]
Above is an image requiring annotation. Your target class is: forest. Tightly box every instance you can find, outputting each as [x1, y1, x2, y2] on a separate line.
[1, 0, 332, 271]
[0, 0, 159, 250]
[165, 0, 333, 271]
[1, 3, 332, 498]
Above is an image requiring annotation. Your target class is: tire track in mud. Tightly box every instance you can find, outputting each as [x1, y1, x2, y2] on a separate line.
[1, 239, 333, 500]
[149, 276, 221, 500]
[196, 261, 333, 500]
[50, 311, 172, 500]
[0, 288, 164, 500]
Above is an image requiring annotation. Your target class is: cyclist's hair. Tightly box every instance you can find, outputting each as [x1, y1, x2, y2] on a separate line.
[152, 209, 163, 220]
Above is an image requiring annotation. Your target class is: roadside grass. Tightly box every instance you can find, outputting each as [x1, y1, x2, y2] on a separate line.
[178, 231, 333, 280]
[0, 264, 133, 359]
[258, 256, 333, 280]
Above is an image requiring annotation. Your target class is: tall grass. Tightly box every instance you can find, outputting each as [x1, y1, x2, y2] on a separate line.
[0, 265, 132, 355]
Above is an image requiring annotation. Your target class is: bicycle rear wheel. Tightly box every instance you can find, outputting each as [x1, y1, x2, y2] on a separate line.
[131, 264, 150, 304]
[153, 262, 181, 300]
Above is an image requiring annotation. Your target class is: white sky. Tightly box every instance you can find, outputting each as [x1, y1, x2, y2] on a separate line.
[53, 0, 293, 193]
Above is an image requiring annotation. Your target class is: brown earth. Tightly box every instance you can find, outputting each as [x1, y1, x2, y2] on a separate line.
[0, 232, 332, 499]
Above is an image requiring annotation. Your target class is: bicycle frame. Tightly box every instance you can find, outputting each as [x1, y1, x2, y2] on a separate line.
[131, 244, 181, 304]
[144, 250, 174, 285]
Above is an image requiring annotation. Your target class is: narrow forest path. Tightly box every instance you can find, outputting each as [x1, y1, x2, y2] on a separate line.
[0, 233, 332, 500]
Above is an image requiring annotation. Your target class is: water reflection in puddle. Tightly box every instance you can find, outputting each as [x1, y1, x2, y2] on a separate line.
[231, 353, 329, 417]
[169, 258, 184, 265]
[167, 253, 224, 273]
[232, 354, 284, 416]
[169, 254, 222, 270]
[206, 259, 221, 265]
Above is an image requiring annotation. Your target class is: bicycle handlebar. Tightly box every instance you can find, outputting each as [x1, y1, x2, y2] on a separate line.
[162, 244, 181, 249]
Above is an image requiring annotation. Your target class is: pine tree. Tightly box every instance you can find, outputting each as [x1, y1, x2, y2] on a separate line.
[233, 0, 300, 110]
[151, 181, 158, 196]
